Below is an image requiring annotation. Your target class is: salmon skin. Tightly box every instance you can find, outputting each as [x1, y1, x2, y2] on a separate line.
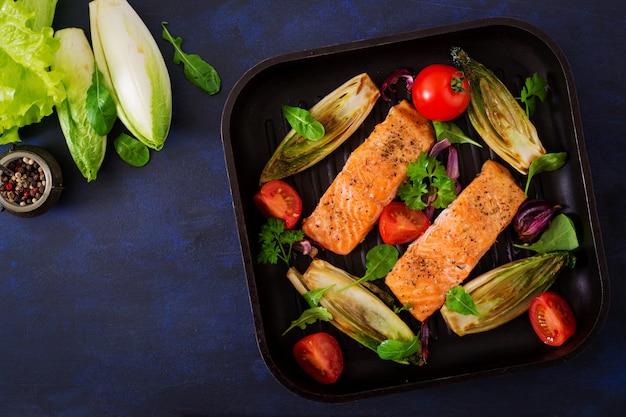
[385, 160, 526, 322]
[302, 100, 435, 255]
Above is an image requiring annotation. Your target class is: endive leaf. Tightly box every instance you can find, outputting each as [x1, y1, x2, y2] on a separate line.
[90, 0, 172, 151]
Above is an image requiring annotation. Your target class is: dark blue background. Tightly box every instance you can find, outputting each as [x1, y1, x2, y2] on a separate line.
[1, 0, 624, 416]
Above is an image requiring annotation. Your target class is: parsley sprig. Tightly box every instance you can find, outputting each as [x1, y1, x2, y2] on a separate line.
[398, 152, 457, 211]
[517, 72, 548, 118]
[257, 218, 305, 265]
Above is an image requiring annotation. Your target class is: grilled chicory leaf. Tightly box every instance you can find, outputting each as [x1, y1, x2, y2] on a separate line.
[260, 73, 380, 184]
[440, 251, 575, 336]
[287, 259, 423, 365]
[452, 47, 546, 174]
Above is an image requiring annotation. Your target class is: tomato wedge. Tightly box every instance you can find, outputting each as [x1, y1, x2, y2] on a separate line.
[253, 180, 302, 229]
[293, 332, 343, 384]
[379, 201, 430, 245]
[529, 292, 576, 346]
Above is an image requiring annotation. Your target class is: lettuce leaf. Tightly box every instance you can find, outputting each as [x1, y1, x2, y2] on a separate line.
[21, 0, 59, 31]
[0, 0, 65, 144]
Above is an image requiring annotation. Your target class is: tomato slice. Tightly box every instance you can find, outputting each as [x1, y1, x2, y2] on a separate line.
[293, 332, 343, 384]
[253, 180, 302, 229]
[379, 201, 430, 245]
[411, 64, 471, 121]
[529, 292, 576, 346]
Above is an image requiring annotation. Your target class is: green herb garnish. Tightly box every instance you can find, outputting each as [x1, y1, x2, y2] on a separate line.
[517, 72, 548, 118]
[339, 244, 399, 291]
[114, 133, 150, 167]
[398, 152, 457, 211]
[161, 22, 221, 95]
[515, 213, 579, 253]
[282, 286, 334, 335]
[524, 152, 567, 195]
[282, 104, 325, 141]
[377, 335, 421, 362]
[444, 286, 484, 317]
[257, 218, 305, 265]
[432, 121, 482, 147]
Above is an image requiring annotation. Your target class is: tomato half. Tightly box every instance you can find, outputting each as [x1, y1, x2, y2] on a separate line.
[529, 292, 576, 346]
[293, 332, 344, 384]
[253, 180, 302, 229]
[411, 64, 471, 121]
[379, 201, 430, 245]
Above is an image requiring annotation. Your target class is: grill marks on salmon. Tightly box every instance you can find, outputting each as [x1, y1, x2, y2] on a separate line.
[302, 100, 436, 255]
[385, 160, 526, 322]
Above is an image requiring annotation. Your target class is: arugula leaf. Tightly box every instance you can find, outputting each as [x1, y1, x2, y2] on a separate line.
[524, 152, 567, 195]
[444, 286, 484, 317]
[282, 286, 334, 335]
[282, 306, 333, 335]
[515, 213, 579, 253]
[302, 286, 333, 308]
[282, 104, 325, 141]
[376, 336, 421, 362]
[398, 152, 457, 211]
[338, 244, 398, 291]
[257, 218, 305, 265]
[114, 133, 150, 167]
[86, 64, 117, 136]
[432, 121, 482, 147]
[394, 302, 413, 314]
[517, 72, 548, 118]
[161, 22, 221, 95]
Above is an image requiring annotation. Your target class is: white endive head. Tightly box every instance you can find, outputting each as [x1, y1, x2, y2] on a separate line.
[89, 0, 172, 150]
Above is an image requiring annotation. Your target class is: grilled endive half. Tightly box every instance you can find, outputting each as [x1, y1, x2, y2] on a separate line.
[260, 73, 380, 184]
[452, 47, 546, 174]
[440, 251, 575, 336]
[287, 259, 422, 365]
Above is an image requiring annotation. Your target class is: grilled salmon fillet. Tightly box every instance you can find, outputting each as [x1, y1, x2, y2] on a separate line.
[302, 100, 435, 255]
[385, 160, 526, 322]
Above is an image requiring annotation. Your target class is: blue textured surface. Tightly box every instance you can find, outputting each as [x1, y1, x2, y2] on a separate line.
[1, 0, 624, 416]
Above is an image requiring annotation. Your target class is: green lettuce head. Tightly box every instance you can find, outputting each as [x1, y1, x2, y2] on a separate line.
[0, 0, 65, 144]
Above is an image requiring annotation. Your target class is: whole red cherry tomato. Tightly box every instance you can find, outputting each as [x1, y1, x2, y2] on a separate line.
[253, 180, 302, 229]
[293, 332, 343, 384]
[411, 64, 471, 121]
[528, 292, 576, 346]
[379, 201, 430, 245]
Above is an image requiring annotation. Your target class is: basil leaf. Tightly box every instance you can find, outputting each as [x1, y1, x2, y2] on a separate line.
[282, 104, 325, 141]
[86, 65, 117, 136]
[445, 286, 483, 317]
[515, 213, 579, 253]
[281, 306, 332, 335]
[339, 244, 399, 291]
[114, 133, 150, 167]
[161, 22, 221, 95]
[363, 244, 399, 281]
[432, 121, 482, 147]
[525, 152, 567, 195]
[377, 336, 420, 361]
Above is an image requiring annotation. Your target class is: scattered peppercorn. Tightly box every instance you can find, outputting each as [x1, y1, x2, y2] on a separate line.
[0, 157, 47, 207]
